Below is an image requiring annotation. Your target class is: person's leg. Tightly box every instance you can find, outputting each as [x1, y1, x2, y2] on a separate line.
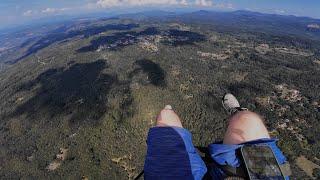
[223, 110, 270, 145]
[156, 105, 183, 127]
[221, 93, 270, 144]
[209, 94, 290, 179]
[144, 105, 207, 180]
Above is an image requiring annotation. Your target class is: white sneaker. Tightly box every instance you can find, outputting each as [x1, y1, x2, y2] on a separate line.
[222, 93, 247, 115]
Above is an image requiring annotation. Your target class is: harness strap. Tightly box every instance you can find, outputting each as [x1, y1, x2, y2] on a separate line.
[280, 162, 292, 177]
[220, 162, 291, 178]
[220, 165, 246, 178]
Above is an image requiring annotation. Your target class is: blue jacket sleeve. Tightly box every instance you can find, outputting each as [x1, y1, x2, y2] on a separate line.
[144, 127, 207, 180]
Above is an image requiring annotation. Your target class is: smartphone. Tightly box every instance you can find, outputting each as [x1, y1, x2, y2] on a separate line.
[241, 145, 285, 180]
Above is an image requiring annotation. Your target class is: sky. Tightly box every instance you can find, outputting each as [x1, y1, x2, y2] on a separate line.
[1, 0, 320, 29]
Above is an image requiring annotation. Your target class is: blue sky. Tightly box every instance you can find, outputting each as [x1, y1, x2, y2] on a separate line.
[1, 0, 320, 29]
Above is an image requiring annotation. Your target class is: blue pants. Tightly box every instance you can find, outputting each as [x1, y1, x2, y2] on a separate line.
[144, 127, 288, 180]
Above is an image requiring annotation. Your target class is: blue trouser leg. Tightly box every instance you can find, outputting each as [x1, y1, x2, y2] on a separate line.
[144, 127, 207, 180]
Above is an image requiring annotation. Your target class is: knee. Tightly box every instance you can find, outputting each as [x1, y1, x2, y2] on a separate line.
[224, 111, 270, 144]
[229, 111, 264, 127]
[156, 106, 183, 128]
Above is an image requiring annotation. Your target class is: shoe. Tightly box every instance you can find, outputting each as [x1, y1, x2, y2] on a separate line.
[222, 93, 246, 115]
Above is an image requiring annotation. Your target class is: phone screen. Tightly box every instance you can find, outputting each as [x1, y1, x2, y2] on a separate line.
[241, 145, 284, 180]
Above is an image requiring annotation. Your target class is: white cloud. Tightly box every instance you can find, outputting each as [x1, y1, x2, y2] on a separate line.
[41, 7, 71, 14]
[23, 10, 34, 16]
[96, 0, 190, 8]
[97, 0, 120, 7]
[274, 9, 286, 14]
[94, 0, 237, 9]
[42, 8, 57, 13]
[22, 0, 234, 18]
[195, 0, 213, 7]
[180, 0, 188, 6]
[23, 7, 72, 17]
[214, 2, 234, 9]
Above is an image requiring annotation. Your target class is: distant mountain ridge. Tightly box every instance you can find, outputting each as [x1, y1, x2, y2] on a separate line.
[1, 9, 320, 65]
[177, 10, 320, 39]
[111, 9, 320, 40]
